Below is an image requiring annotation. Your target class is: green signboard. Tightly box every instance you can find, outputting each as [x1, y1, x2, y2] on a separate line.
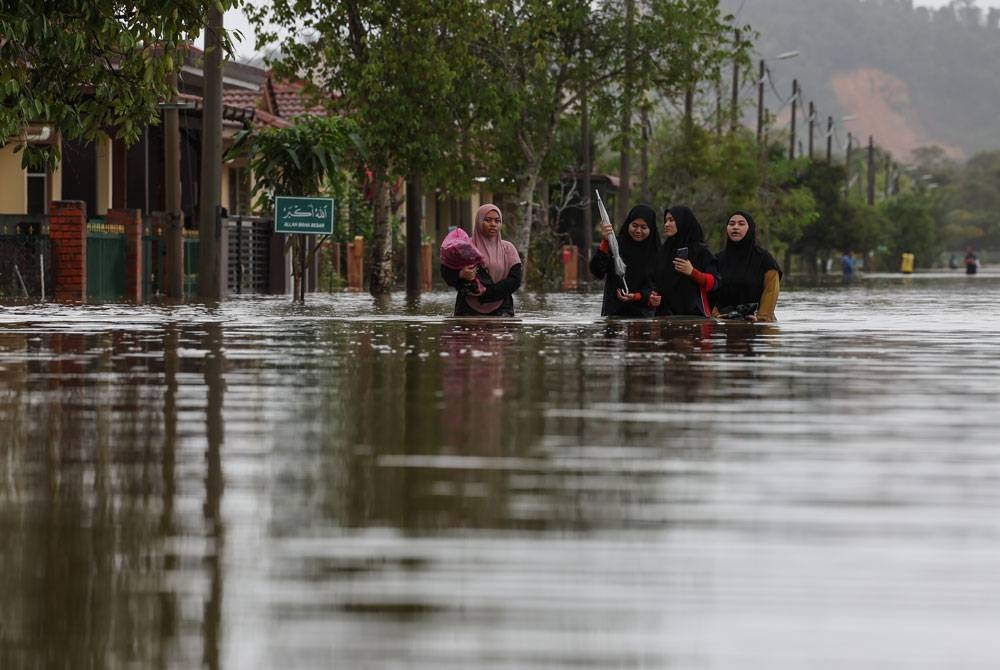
[275, 196, 335, 234]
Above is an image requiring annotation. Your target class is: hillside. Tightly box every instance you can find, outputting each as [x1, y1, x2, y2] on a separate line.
[720, 0, 1000, 160]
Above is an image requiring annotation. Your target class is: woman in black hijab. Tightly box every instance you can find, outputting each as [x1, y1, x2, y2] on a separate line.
[650, 205, 720, 317]
[712, 209, 782, 322]
[590, 203, 660, 317]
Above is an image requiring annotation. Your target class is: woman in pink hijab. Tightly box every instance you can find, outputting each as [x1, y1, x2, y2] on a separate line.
[440, 203, 523, 316]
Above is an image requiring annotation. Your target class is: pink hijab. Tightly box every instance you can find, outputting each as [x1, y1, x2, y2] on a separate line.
[465, 203, 521, 314]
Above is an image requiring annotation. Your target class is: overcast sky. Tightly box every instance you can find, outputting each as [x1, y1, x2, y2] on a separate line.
[215, 0, 1000, 61]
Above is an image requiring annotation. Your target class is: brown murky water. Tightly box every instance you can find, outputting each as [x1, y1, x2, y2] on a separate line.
[3, 273, 1000, 668]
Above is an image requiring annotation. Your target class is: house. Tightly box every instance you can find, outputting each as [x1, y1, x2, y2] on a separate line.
[0, 50, 297, 224]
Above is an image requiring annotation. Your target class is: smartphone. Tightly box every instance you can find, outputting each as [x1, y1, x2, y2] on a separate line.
[675, 247, 689, 259]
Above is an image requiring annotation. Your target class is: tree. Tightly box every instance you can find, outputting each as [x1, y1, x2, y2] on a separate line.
[477, 0, 604, 261]
[249, 0, 496, 295]
[0, 0, 237, 167]
[609, 0, 748, 223]
[880, 194, 937, 267]
[227, 115, 363, 302]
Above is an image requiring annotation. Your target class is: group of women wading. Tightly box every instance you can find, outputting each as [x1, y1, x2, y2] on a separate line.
[441, 202, 781, 321]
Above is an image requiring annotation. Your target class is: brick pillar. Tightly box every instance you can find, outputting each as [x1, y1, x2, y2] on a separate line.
[109, 208, 143, 302]
[49, 200, 87, 302]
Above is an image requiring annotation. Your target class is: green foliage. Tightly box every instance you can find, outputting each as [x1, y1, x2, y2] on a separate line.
[645, 124, 816, 260]
[0, 0, 238, 168]
[791, 159, 886, 265]
[250, 0, 494, 193]
[226, 115, 363, 210]
[923, 149, 1000, 251]
[878, 194, 938, 268]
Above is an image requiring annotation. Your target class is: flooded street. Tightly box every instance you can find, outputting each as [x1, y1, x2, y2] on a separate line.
[3, 273, 1000, 669]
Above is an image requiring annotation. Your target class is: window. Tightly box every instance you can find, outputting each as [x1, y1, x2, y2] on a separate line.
[26, 169, 47, 215]
[227, 167, 253, 215]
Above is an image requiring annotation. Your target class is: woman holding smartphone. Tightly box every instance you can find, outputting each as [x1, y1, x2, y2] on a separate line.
[649, 205, 720, 317]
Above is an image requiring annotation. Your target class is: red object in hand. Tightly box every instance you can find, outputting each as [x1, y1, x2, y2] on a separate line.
[440, 228, 486, 295]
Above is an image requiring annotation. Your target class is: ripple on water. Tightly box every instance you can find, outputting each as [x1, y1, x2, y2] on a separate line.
[3, 277, 1000, 667]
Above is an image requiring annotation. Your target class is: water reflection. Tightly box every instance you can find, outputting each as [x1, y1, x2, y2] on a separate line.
[3, 277, 1000, 667]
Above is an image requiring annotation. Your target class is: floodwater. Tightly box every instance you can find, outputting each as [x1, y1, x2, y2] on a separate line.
[3, 272, 1000, 669]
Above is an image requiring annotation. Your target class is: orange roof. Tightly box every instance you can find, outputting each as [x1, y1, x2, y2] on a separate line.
[265, 70, 329, 119]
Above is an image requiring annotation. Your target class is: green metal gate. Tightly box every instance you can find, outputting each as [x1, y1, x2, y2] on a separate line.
[141, 221, 200, 298]
[87, 220, 126, 301]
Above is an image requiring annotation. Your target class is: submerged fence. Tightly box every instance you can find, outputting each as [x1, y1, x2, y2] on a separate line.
[0, 216, 52, 299]
[0, 203, 389, 301]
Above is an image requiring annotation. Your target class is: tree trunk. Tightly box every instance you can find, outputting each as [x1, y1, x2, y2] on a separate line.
[369, 176, 394, 295]
[617, 114, 631, 223]
[405, 176, 422, 298]
[506, 172, 538, 263]
[615, 0, 635, 225]
[581, 88, 593, 273]
[640, 106, 650, 202]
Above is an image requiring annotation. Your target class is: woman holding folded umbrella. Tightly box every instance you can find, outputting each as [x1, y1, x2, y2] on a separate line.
[590, 203, 660, 318]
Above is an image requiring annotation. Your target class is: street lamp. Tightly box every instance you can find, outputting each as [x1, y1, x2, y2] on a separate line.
[756, 50, 799, 142]
[825, 114, 859, 163]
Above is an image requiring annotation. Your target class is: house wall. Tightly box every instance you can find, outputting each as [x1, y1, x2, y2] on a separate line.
[0, 144, 27, 214]
[51, 151, 62, 202]
[221, 166, 231, 213]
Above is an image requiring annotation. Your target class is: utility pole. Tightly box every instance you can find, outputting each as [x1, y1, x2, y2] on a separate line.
[405, 177, 422, 298]
[164, 71, 184, 299]
[808, 101, 815, 159]
[756, 60, 765, 142]
[789, 79, 798, 160]
[199, 5, 225, 300]
[581, 80, 592, 269]
[845, 132, 853, 194]
[684, 86, 694, 129]
[884, 157, 892, 199]
[867, 135, 876, 205]
[826, 116, 833, 163]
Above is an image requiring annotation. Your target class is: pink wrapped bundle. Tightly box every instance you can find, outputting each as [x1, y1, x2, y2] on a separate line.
[440, 228, 486, 295]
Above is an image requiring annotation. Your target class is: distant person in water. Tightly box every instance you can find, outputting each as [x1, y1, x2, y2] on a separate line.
[590, 203, 660, 318]
[712, 210, 782, 322]
[841, 251, 855, 278]
[965, 247, 979, 275]
[649, 205, 719, 317]
[440, 204, 522, 316]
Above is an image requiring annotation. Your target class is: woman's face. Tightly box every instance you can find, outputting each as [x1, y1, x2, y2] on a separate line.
[727, 214, 749, 243]
[663, 212, 677, 238]
[481, 210, 502, 237]
[627, 219, 651, 242]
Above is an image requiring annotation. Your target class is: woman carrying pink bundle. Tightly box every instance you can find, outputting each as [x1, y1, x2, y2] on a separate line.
[439, 203, 523, 317]
[440, 228, 487, 296]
